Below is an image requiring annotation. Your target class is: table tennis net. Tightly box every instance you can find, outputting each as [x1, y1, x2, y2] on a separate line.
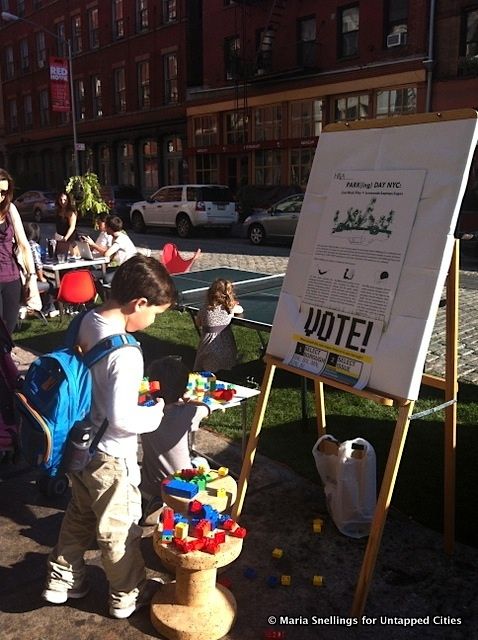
[179, 273, 284, 304]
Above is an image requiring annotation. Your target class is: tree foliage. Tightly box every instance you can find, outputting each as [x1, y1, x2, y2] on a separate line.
[65, 172, 109, 220]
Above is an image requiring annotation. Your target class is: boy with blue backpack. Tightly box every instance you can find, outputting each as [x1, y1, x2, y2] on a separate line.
[40, 255, 176, 618]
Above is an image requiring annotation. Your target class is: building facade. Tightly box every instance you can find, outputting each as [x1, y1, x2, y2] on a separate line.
[1, 0, 478, 203]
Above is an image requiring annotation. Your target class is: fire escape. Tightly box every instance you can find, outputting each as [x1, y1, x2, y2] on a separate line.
[255, 0, 286, 75]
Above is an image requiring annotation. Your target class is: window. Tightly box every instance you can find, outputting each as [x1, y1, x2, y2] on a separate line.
[114, 67, 126, 112]
[290, 99, 322, 138]
[254, 150, 282, 185]
[137, 60, 150, 109]
[74, 79, 86, 120]
[56, 22, 67, 57]
[98, 145, 111, 184]
[8, 99, 18, 132]
[141, 140, 158, 192]
[163, 53, 178, 103]
[339, 5, 359, 58]
[290, 148, 314, 187]
[5, 46, 14, 80]
[39, 89, 49, 126]
[386, 0, 408, 40]
[118, 142, 134, 184]
[113, 0, 124, 39]
[253, 105, 282, 141]
[71, 15, 82, 54]
[36, 31, 46, 69]
[334, 94, 369, 121]
[162, 0, 177, 23]
[224, 110, 249, 144]
[464, 8, 478, 57]
[20, 39, 29, 73]
[23, 94, 32, 128]
[195, 154, 218, 184]
[92, 75, 102, 117]
[193, 115, 218, 146]
[297, 17, 317, 68]
[224, 35, 241, 80]
[88, 8, 99, 49]
[375, 87, 416, 117]
[136, 0, 148, 32]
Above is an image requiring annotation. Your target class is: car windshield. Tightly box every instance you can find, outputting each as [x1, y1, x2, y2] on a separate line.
[198, 187, 234, 203]
[44, 192, 57, 199]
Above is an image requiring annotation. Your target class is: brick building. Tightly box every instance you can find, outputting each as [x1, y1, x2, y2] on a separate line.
[1, 0, 478, 205]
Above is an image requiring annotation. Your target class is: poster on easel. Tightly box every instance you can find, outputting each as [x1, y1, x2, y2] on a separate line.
[268, 110, 478, 399]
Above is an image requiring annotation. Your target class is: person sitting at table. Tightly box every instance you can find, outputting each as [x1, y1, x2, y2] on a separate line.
[193, 278, 243, 374]
[25, 222, 59, 318]
[139, 356, 210, 524]
[55, 191, 78, 243]
[83, 215, 137, 297]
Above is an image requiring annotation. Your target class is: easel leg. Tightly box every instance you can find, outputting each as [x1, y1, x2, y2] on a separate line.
[444, 239, 459, 554]
[314, 380, 326, 436]
[232, 358, 276, 520]
[351, 400, 415, 617]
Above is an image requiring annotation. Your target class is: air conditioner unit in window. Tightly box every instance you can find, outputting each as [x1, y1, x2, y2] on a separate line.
[387, 32, 407, 48]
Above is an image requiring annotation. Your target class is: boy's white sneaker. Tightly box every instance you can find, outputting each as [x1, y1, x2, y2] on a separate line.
[42, 579, 90, 604]
[109, 578, 164, 619]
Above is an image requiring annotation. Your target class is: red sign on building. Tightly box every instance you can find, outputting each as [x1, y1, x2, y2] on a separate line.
[49, 57, 70, 112]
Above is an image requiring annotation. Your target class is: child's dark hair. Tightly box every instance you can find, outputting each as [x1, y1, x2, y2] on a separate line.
[106, 215, 123, 233]
[147, 356, 189, 404]
[25, 222, 41, 243]
[206, 278, 236, 313]
[110, 254, 177, 306]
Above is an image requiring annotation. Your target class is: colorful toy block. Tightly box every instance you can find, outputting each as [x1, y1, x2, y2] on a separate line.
[266, 575, 279, 588]
[162, 507, 175, 531]
[263, 631, 286, 639]
[243, 567, 257, 580]
[312, 575, 324, 587]
[280, 575, 291, 586]
[161, 530, 174, 543]
[272, 548, 283, 559]
[217, 466, 229, 477]
[230, 526, 247, 538]
[163, 478, 199, 499]
[174, 522, 189, 539]
[214, 530, 226, 544]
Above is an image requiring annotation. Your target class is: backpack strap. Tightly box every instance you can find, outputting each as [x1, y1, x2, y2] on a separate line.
[64, 309, 90, 350]
[83, 333, 141, 368]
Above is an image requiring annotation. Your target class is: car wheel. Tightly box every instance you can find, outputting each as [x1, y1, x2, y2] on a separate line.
[33, 208, 42, 223]
[176, 214, 192, 238]
[248, 223, 266, 245]
[131, 211, 146, 233]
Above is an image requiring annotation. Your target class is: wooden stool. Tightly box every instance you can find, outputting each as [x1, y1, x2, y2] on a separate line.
[151, 528, 243, 640]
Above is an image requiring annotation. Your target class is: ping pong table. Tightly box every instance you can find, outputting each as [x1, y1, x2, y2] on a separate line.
[172, 267, 285, 333]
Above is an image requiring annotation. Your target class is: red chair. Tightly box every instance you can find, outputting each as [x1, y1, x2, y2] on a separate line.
[56, 270, 97, 319]
[161, 243, 201, 275]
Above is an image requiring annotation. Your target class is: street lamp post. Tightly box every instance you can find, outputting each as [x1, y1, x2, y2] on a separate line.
[1, 10, 80, 176]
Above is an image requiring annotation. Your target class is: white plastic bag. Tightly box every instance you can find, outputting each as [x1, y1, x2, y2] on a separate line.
[312, 434, 377, 538]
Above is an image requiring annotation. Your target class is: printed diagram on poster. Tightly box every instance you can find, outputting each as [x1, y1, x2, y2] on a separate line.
[284, 170, 426, 389]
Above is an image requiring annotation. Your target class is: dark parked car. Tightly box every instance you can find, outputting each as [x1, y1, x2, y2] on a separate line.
[243, 193, 305, 245]
[13, 190, 57, 222]
[99, 185, 144, 226]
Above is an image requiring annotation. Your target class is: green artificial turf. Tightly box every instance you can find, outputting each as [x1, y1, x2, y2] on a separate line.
[13, 308, 478, 547]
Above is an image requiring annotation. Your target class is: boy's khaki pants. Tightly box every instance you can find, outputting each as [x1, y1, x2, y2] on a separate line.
[45, 452, 146, 611]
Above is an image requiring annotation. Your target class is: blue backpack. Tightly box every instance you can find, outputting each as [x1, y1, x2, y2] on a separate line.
[14, 312, 140, 477]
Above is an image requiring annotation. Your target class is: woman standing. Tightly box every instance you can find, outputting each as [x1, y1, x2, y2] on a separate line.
[0, 168, 38, 334]
[55, 191, 78, 242]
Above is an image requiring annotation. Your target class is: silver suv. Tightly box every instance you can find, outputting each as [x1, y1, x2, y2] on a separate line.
[130, 184, 238, 237]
